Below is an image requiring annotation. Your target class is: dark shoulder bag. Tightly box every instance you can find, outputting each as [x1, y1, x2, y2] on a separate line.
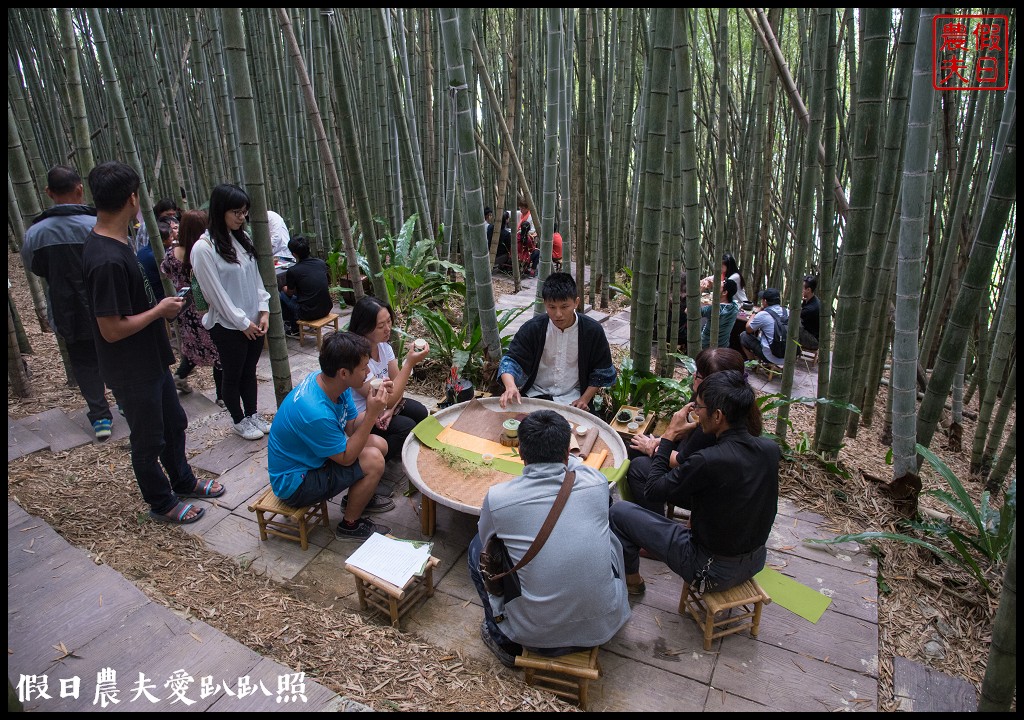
[479, 470, 576, 600]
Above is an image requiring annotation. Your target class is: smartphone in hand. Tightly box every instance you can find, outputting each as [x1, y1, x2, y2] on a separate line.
[174, 286, 193, 318]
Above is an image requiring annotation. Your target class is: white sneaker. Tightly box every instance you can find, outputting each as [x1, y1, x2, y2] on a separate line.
[247, 414, 272, 434]
[233, 417, 264, 440]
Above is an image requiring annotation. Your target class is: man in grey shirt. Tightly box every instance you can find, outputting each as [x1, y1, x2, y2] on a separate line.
[468, 410, 631, 667]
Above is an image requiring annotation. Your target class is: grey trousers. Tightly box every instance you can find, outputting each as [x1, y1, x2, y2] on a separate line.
[609, 501, 766, 593]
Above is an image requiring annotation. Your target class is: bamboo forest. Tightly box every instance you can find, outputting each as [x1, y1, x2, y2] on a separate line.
[7, 7, 1017, 712]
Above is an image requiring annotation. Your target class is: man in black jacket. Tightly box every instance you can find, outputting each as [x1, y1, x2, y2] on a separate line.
[20, 165, 114, 440]
[498, 272, 616, 410]
[609, 370, 778, 595]
[280, 235, 333, 336]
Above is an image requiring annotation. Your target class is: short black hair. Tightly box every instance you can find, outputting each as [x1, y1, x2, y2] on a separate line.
[320, 331, 371, 377]
[541, 272, 578, 303]
[803, 275, 818, 293]
[88, 161, 140, 212]
[722, 278, 737, 302]
[348, 295, 395, 338]
[484, 206, 493, 217]
[759, 288, 781, 306]
[155, 198, 180, 218]
[518, 410, 571, 465]
[696, 370, 755, 428]
[47, 165, 81, 195]
[288, 235, 311, 260]
[158, 220, 172, 242]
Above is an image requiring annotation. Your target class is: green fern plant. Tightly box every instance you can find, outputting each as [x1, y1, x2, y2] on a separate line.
[808, 443, 1016, 593]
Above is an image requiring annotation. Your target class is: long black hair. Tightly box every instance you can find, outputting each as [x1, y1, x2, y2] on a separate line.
[348, 295, 395, 338]
[207, 183, 257, 264]
[722, 252, 745, 291]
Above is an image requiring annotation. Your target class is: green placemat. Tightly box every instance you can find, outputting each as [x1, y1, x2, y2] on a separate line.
[755, 566, 832, 623]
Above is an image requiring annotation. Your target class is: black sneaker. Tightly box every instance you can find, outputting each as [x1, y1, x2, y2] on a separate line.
[479, 623, 517, 668]
[335, 516, 391, 539]
[341, 493, 395, 514]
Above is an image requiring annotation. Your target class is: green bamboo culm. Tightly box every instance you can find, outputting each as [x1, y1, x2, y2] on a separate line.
[978, 524, 1016, 711]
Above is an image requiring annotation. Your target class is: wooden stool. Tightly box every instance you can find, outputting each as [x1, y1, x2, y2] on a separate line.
[679, 577, 771, 651]
[756, 361, 782, 381]
[799, 347, 819, 370]
[297, 313, 340, 351]
[515, 647, 601, 709]
[247, 487, 329, 551]
[345, 556, 439, 628]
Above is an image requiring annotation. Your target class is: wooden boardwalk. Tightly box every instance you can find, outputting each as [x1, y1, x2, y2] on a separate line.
[9, 283, 882, 712]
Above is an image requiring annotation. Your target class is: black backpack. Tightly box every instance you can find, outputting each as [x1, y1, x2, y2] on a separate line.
[766, 306, 789, 358]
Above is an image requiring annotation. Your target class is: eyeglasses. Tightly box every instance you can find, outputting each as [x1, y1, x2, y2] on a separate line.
[694, 372, 704, 381]
[229, 209, 248, 219]
[692, 403, 708, 412]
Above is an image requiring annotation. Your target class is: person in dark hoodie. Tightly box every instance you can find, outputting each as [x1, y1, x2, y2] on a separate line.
[20, 164, 114, 441]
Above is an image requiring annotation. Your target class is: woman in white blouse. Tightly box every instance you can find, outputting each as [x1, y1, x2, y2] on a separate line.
[191, 184, 271, 440]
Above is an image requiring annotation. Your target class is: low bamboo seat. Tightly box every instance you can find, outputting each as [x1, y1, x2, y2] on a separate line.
[679, 577, 771, 651]
[297, 312, 340, 351]
[799, 347, 819, 370]
[515, 646, 601, 708]
[345, 556, 439, 628]
[247, 486, 329, 551]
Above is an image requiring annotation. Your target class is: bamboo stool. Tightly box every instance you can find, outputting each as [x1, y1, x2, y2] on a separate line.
[679, 577, 771, 651]
[247, 487, 329, 551]
[345, 556, 440, 628]
[799, 347, 819, 371]
[297, 312, 340, 351]
[755, 361, 782, 381]
[515, 647, 601, 709]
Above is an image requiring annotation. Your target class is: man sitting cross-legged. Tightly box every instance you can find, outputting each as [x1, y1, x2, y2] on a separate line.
[267, 331, 396, 539]
[610, 370, 779, 595]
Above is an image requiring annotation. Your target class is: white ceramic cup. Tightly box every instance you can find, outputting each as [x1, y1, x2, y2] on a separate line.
[481, 453, 495, 465]
[370, 378, 384, 392]
[627, 421, 640, 432]
[414, 339, 427, 352]
[576, 424, 589, 436]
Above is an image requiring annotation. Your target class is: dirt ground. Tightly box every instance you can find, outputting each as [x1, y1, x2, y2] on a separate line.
[7, 250, 1015, 710]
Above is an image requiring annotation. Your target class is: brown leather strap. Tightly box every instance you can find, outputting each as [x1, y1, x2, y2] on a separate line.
[493, 469, 576, 580]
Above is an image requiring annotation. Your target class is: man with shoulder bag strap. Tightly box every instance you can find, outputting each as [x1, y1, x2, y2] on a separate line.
[467, 410, 631, 668]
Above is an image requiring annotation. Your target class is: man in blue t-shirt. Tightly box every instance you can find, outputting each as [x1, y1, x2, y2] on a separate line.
[267, 332, 396, 539]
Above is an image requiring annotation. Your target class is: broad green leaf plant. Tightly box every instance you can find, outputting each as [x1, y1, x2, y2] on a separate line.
[808, 443, 1016, 593]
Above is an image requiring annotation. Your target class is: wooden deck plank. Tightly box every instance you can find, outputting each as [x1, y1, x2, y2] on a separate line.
[189, 433, 267, 475]
[7, 516, 69, 573]
[206, 450, 269, 510]
[590, 650, 709, 712]
[9, 414, 50, 460]
[764, 549, 879, 624]
[601, 602, 716, 684]
[67, 406, 131, 444]
[753, 597, 878, 675]
[710, 633, 877, 712]
[198, 513, 323, 582]
[17, 408, 94, 453]
[768, 520, 877, 576]
[892, 656, 977, 712]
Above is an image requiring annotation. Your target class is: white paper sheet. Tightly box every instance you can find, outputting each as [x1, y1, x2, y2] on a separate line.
[345, 533, 433, 588]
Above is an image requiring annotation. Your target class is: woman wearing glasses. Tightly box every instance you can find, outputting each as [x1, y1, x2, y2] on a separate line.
[625, 348, 762, 513]
[191, 184, 271, 440]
